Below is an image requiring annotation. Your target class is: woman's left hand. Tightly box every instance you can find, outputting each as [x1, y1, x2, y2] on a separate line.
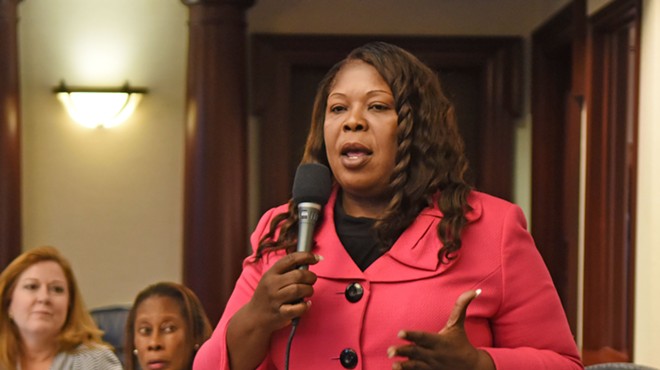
[387, 289, 495, 370]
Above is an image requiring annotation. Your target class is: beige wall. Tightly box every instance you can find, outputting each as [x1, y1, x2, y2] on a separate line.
[16, 0, 659, 365]
[19, 0, 188, 307]
[635, 0, 660, 366]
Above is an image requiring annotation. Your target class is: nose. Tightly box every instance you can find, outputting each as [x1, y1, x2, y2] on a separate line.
[36, 286, 50, 303]
[147, 332, 163, 351]
[343, 109, 367, 132]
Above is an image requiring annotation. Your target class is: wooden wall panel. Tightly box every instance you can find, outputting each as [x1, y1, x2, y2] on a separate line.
[582, 0, 641, 364]
[0, 0, 22, 270]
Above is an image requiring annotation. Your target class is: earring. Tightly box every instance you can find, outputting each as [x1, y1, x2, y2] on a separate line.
[133, 349, 138, 356]
[194, 344, 200, 350]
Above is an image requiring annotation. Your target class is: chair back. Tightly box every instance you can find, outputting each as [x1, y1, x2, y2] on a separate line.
[585, 363, 659, 370]
[90, 305, 131, 366]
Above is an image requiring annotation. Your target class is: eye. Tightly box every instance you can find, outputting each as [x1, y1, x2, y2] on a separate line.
[23, 283, 39, 291]
[162, 324, 177, 334]
[50, 285, 66, 294]
[329, 104, 347, 113]
[369, 103, 390, 111]
[137, 326, 152, 336]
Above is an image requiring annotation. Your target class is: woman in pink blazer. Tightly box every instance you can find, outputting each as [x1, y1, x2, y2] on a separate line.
[194, 41, 583, 370]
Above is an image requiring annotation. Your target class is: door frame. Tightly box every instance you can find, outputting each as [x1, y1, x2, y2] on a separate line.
[582, 0, 641, 364]
[531, 0, 586, 335]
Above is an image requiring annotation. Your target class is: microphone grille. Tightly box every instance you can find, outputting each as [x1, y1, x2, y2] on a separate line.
[292, 163, 332, 205]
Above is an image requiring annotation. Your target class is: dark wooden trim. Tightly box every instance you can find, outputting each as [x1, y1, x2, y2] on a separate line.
[582, 0, 641, 364]
[181, 1, 252, 324]
[181, 0, 254, 6]
[0, 0, 22, 270]
[531, 0, 585, 336]
[251, 35, 523, 215]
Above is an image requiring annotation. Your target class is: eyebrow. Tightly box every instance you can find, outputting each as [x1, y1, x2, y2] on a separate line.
[328, 89, 393, 98]
[135, 314, 183, 322]
[18, 277, 66, 285]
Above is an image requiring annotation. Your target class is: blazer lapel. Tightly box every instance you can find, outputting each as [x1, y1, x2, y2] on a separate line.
[311, 189, 483, 283]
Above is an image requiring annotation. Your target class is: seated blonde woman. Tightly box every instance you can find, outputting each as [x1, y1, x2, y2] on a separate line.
[0, 246, 122, 370]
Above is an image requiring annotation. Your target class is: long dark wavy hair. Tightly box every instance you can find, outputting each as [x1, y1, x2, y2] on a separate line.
[255, 41, 473, 264]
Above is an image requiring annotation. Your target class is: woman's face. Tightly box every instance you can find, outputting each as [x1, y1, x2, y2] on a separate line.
[134, 295, 192, 370]
[324, 60, 398, 215]
[8, 261, 70, 342]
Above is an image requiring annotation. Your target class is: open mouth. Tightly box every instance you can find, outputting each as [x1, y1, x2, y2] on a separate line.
[341, 143, 373, 158]
[146, 360, 169, 370]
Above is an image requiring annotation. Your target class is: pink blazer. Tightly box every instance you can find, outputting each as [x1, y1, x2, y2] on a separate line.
[194, 189, 583, 370]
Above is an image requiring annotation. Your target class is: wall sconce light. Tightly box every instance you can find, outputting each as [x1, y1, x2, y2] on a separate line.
[54, 81, 147, 128]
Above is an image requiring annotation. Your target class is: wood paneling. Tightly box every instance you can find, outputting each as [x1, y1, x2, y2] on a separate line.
[531, 0, 585, 335]
[0, 0, 22, 270]
[583, 0, 641, 364]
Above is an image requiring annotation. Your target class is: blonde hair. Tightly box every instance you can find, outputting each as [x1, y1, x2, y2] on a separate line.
[0, 246, 106, 369]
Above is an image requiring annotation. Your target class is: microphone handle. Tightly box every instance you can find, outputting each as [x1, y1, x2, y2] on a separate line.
[296, 202, 322, 270]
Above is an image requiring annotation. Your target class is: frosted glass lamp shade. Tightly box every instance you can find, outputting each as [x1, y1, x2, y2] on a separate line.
[54, 81, 147, 128]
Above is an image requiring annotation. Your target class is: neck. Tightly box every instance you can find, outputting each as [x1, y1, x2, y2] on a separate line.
[340, 191, 388, 219]
[20, 335, 58, 365]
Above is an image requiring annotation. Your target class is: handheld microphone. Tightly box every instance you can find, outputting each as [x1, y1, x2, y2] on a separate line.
[291, 163, 332, 270]
[286, 163, 331, 368]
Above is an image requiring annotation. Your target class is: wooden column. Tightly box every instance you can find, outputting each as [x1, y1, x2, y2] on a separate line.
[0, 0, 22, 270]
[181, 0, 254, 324]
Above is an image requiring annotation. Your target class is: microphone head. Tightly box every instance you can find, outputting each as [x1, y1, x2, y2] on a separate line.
[292, 163, 332, 205]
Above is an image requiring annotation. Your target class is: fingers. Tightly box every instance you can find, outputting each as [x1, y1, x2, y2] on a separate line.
[277, 275, 316, 302]
[392, 288, 482, 351]
[273, 252, 323, 274]
[272, 253, 321, 293]
[388, 328, 475, 370]
[395, 330, 442, 351]
[278, 299, 312, 318]
[392, 359, 433, 370]
[261, 252, 322, 314]
[388, 290, 483, 370]
[445, 288, 481, 329]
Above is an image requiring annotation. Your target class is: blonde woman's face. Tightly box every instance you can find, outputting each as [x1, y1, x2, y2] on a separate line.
[8, 261, 69, 342]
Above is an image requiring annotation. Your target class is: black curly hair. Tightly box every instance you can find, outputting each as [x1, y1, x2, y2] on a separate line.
[255, 41, 473, 264]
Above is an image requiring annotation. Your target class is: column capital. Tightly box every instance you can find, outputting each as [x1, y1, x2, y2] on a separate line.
[0, 0, 22, 10]
[181, 0, 255, 9]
